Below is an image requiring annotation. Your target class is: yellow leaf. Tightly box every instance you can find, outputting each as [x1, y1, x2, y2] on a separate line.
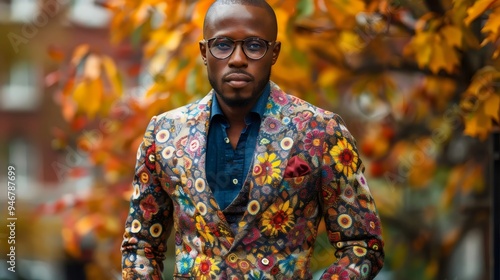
[338, 31, 363, 54]
[464, 0, 498, 25]
[72, 79, 103, 118]
[427, 33, 460, 73]
[407, 32, 433, 69]
[440, 25, 463, 48]
[102, 55, 123, 97]
[480, 7, 500, 48]
[323, 0, 366, 27]
[484, 93, 500, 122]
[463, 104, 493, 140]
[318, 68, 344, 88]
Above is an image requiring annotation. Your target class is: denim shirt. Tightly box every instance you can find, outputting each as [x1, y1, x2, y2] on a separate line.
[206, 83, 270, 210]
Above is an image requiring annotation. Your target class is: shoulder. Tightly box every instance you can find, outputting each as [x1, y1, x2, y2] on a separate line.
[154, 92, 213, 124]
[269, 81, 355, 140]
[269, 82, 339, 120]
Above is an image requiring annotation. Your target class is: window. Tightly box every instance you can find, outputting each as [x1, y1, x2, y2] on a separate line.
[11, 0, 38, 22]
[70, 0, 110, 27]
[1, 60, 40, 111]
[6, 137, 39, 199]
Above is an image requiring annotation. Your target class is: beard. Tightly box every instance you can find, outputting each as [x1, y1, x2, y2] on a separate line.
[209, 69, 271, 108]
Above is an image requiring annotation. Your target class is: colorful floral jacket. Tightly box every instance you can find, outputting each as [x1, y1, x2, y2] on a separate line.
[121, 82, 384, 279]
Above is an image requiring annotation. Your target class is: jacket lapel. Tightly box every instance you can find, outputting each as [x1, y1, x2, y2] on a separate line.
[231, 82, 298, 247]
[174, 91, 236, 254]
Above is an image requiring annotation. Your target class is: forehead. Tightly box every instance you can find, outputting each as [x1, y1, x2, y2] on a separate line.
[204, 4, 276, 40]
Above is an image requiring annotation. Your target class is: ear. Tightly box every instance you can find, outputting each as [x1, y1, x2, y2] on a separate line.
[271, 41, 281, 65]
[199, 40, 207, 64]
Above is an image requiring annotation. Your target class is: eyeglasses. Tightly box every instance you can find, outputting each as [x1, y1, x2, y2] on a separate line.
[201, 37, 274, 60]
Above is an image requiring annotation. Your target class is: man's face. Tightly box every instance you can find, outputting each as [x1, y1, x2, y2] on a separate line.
[200, 4, 281, 109]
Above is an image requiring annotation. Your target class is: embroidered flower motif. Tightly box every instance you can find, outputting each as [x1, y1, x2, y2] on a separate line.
[177, 188, 195, 216]
[262, 118, 282, 134]
[144, 143, 156, 170]
[193, 255, 220, 280]
[247, 200, 261, 215]
[322, 266, 350, 280]
[134, 255, 154, 276]
[272, 93, 288, 106]
[326, 118, 338, 135]
[292, 111, 313, 131]
[353, 245, 368, 257]
[368, 238, 382, 251]
[266, 101, 280, 114]
[280, 137, 294, 150]
[304, 130, 325, 156]
[132, 183, 141, 200]
[186, 133, 203, 157]
[176, 252, 194, 275]
[278, 254, 297, 276]
[364, 213, 382, 235]
[149, 223, 162, 238]
[156, 129, 170, 143]
[338, 214, 353, 229]
[161, 146, 175, 159]
[195, 215, 215, 244]
[340, 185, 356, 205]
[260, 200, 295, 236]
[253, 152, 282, 185]
[140, 194, 159, 220]
[329, 138, 359, 178]
[131, 219, 141, 233]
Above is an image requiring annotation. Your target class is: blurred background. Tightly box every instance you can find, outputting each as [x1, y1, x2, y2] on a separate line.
[0, 0, 498, 279]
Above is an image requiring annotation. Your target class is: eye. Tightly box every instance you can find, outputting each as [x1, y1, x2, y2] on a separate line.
[245, 39, 266, 52]
[212, 38, 233, 50]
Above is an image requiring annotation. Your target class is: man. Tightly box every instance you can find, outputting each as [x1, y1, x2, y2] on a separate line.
[121, 0, 384, 279]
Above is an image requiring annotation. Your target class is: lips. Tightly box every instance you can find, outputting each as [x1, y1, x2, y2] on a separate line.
[224, 72, 252, 88]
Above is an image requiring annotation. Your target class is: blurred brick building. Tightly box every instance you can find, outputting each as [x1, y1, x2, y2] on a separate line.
[0, 1, 138, 279]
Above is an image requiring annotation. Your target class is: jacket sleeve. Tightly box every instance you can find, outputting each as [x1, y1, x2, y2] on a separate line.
[319, 116, 384, 279]
[121, 116, 174, 279]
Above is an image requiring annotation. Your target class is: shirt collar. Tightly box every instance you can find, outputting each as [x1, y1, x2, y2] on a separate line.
[210, 82, 271, 121]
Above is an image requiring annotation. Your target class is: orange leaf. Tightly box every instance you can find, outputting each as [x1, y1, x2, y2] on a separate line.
[71, 44, 90, 66]
[464, 0, 498, 25]
[48, 45, 65, 62]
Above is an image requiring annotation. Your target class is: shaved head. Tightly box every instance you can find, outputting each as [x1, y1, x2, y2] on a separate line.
[203, 0, 278, 40]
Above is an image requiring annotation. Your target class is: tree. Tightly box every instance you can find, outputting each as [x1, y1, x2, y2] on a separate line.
[46, 0, 499, 278]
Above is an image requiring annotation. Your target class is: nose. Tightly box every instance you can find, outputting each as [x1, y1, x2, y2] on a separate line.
[228, 43, 248, 68]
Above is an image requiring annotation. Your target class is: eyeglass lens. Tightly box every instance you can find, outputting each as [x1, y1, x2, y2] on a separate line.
[209, 37, 269, 60]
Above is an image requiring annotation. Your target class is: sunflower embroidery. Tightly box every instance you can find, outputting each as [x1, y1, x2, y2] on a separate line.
[260, 200, 295, 236]
[195, 215, 216, 245]
[253, 152, 282, 185]
[329, 138, 359, 178]
[193, 255, 220, 280]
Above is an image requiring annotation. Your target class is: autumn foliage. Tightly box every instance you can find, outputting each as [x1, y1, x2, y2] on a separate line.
[47, 0, 499, 278]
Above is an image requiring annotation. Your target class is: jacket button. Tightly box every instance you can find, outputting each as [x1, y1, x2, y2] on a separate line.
[261, 257, 270, 266]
